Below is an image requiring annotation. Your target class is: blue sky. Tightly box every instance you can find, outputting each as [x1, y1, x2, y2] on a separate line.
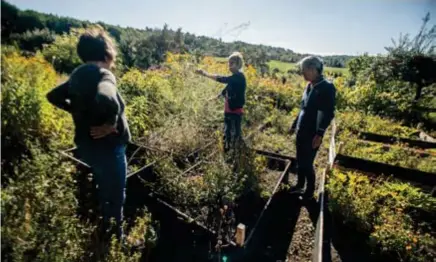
[7, 0, 436, 55]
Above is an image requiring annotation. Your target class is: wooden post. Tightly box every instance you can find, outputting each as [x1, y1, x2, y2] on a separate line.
[236, 223, 246, 247]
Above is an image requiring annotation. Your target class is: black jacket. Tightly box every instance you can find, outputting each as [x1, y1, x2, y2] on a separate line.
[291, 78, 336, 137]
[216, 72, 246, 110]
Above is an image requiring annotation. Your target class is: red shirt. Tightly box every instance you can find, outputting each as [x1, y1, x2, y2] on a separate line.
[225, 94, 244, 114]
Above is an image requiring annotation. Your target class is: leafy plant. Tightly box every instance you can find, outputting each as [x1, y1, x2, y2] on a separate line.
[41, 28, 83, 73]
[1, 50, 74, 160]
[1, 148, 93, 261]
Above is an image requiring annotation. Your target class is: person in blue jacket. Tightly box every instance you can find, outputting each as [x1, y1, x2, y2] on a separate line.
[288, 56, 336, 199]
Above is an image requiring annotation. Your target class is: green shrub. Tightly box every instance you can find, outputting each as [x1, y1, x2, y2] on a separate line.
[41, 28, 82, 73]
[125, 96, 152, 138]
[1, 50, 74, 158]
[119, 69, 176, 139]
[118, 69, 173, 102]
[1, 149, 92, 261]
[107, 211, 157, 262]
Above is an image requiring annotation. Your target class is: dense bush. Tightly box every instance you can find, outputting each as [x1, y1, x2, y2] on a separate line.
[41, 28, 82, 73]
[118, 69, 174, 104]
[1, 50, 74, 159]
[119, 68, 178, 138]
[1, 149, 92, 261]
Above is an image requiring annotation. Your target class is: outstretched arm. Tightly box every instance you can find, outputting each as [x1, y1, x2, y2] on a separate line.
[196, 69, 219, 81]
[195, 69, 234, 84]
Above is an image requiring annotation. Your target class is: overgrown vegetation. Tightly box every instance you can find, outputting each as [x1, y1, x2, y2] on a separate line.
[1, 1, 435, 261]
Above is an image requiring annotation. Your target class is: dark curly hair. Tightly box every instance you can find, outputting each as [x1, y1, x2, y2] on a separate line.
[76, 26, 117, 64]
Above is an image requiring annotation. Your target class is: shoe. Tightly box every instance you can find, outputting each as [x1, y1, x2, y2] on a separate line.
[288, 186, 304, 194]
[303, 189, 316, 200]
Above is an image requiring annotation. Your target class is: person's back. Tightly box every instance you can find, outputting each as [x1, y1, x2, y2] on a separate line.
[221, 70, 246, 114]
[64, 63, 130, 148]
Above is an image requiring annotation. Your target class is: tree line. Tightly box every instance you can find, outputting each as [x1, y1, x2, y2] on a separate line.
[1, 0, 353, 72]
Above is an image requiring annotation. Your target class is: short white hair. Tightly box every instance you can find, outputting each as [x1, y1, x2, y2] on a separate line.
[228, 52, 244, 70]
[298, 56, 324, 74]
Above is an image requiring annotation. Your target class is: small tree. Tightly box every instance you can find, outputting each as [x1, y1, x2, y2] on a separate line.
[10, 28, 56, 52]
[385, 12, 436, 103]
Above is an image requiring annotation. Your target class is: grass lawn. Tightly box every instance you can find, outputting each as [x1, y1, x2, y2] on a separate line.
[213, 57, 348, 75]
[214, 56, 228, 62]
[268, 60, 348, 75]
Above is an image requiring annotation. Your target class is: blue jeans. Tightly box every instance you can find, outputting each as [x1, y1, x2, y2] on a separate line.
[78, 144, 127, 239]
[224, 113, 242, 150]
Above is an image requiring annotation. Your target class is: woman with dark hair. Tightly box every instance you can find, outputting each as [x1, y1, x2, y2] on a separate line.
[47, 26, 130, 240]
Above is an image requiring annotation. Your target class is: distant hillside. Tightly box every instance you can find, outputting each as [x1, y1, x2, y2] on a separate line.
[1, 0, 355, 68]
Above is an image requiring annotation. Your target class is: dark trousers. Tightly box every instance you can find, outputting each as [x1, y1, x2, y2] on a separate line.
[295, 133, 319, 195]
[224, 113, 242, 150]
[78, 144, 127, 239]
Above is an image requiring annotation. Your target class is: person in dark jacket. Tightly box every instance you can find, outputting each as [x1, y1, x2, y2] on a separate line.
[195, 52, 246, 152]
[288, 56, 336, 199]
[46, 27, 131, 240]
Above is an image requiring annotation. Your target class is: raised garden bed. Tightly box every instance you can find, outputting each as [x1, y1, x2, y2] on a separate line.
[314, 123, 436, 262]
[147, 147, 294, 261]
[324, 167, 436, 262]
[60, 138, 296, 261]
[358, 132, 436, 150]
[320, 142, 436, 262]
[333, 153, 436, 193]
